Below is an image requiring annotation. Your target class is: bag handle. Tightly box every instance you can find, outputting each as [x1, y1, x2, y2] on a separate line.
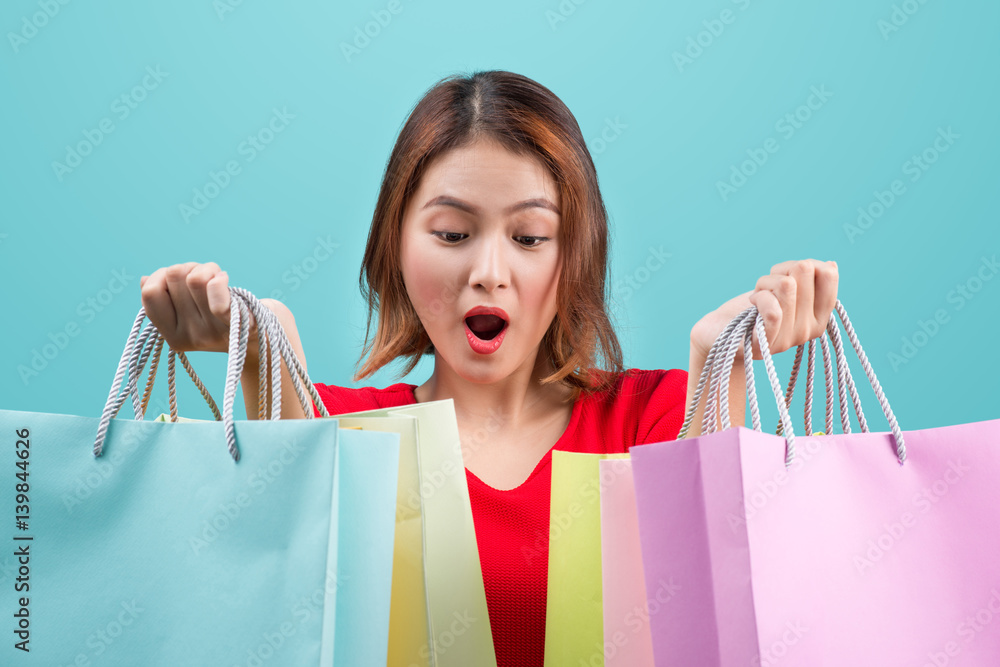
[106, 324, 225, 424]
[93, 287, 330, 461]
[773, 312, 869, 438]
[717, 301, 904, 464]
[678, 306, 755, 440]
[679, 299, 906, 467]
[828, 300, 905, 460]
[680, 306, 828, 465]
[230, 288, 331, 424]
[707, 309, 860, 438]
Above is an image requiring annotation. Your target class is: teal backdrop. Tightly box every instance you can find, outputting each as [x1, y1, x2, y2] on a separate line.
[1, 1, 997, 432]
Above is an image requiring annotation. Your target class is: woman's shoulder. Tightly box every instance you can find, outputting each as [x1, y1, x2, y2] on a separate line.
[576, 367, 689, 446]
[312, 381, 417, 416]
[583, 367, 688, 403]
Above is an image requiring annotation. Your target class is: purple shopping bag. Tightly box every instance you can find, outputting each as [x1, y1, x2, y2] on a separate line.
[630, 301, 1000, 666]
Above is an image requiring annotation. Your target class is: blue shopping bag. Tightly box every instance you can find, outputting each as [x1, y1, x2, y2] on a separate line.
[0, 288, 399, 666]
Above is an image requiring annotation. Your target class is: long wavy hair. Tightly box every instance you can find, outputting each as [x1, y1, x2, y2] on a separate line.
[353, 70, 626, 402]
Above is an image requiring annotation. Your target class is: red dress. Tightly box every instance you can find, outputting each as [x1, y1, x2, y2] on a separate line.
[312, 367, 688, 667]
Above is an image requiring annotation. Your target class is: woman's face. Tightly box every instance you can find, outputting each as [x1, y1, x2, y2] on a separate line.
[399, 138, 562, 384]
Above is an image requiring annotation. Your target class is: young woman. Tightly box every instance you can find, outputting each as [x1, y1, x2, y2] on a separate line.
[139, 70, 838, 666]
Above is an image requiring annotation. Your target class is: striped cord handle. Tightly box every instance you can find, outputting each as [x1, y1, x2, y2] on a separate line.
[679, 299, 906, 466]
[94, 287, 330, 461]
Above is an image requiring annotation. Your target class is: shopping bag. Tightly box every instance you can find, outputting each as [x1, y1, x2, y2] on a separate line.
[599, 458, 656, 667]
[0, 288, 400, 666]
[630, 300, 1000, 665]
[331, 413, 431, 667]
[329, 427, 400, 666]
[330, 399, 498, 667]
[543, 450, 629, 667]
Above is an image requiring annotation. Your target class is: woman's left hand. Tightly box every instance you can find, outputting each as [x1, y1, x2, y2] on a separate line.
[690, 259, 840, 361]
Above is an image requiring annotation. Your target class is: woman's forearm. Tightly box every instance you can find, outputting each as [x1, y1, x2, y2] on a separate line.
[683, 342, 747, 438]
[240, 300, 309, 421]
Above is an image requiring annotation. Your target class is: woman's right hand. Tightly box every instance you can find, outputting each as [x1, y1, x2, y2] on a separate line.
[139, 262, 240, 353]
[140, 262, 310, 420]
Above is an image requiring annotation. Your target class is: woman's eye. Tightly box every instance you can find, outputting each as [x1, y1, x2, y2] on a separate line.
[515, 236, 548, 248]
[434, 232, 467, 243]
[433, 232, 548, 247]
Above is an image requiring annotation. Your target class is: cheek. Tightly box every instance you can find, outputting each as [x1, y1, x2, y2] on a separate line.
[402, 244, 456, 321]
[529, 256, 561, 309]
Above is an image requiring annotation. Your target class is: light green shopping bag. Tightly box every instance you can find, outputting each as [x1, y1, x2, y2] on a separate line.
[544, 450, 630, 667]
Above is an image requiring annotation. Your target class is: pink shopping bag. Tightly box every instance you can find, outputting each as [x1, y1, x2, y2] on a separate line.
[630, 301, 1000, 666]
[599, 458, 656, 667]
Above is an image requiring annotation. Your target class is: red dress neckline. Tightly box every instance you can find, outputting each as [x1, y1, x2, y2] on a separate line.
[401, 383, 585, 492]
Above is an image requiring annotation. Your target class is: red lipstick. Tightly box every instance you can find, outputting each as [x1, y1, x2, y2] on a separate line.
[464, 306, 509, 355]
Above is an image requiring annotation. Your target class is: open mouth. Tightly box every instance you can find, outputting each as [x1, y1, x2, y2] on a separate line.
[465, 314, 507, 340]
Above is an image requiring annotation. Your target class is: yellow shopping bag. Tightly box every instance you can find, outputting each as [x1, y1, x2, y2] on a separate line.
[544, 450, 629, 667]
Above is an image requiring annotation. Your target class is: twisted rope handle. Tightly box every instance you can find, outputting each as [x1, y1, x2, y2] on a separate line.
[741, 317, 761, 432]
[231, 289, 329, 421]
[139, 336, 163, 417]
[832, 301, 906, 462]
[106, 326, 221, 423]
[705, 308, 757, 436]
[686, 310, 763, 436]
[165, 348, 223, 422]
[803, 336, 837, 436]
[106, 320, 166, 422]
[712, 311, 798, 465]
[778, 312, 869, 437]
[95, 309, 153, 456]
[774, 343, 805, 437]
[94, 287, 330, 460]
[678, 307, 755, 439]
[678, 299, 906, 466]
[819, 333, 834, 434]
[716, 311, 758, 433]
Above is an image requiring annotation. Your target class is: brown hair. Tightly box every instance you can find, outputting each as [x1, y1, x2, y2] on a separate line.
[353, 69, 625, 402]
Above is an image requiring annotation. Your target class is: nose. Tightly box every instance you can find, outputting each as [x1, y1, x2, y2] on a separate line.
[467, 233, 510, 293]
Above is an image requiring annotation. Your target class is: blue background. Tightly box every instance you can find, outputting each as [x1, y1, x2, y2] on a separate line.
[2, 0, 997, 432]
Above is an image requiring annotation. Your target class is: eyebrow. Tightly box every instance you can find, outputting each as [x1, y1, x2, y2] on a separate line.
[421, 195, 561, 216]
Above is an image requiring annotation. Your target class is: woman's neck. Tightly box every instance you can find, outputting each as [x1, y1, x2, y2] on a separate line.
[413, 350, 574, 432]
